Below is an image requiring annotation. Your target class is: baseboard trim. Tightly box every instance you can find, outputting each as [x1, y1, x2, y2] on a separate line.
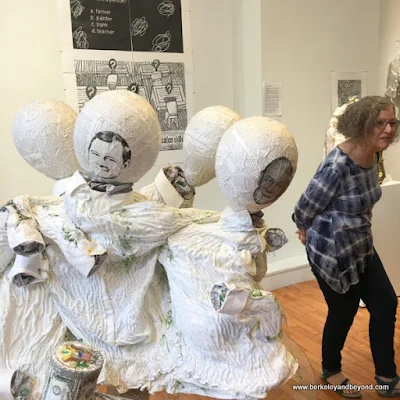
[260, 255, 315, 291]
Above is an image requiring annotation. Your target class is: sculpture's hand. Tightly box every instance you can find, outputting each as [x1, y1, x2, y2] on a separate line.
[265, 228, 288, 251]
[164, 165, 196, 200]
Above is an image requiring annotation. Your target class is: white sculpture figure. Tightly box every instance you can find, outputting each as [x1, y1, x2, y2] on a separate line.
[5, 91, 219, 392]
[157, 116, 299, 399]
[0, 100, 93, 398]
[324, 96, 359, 157]
[140, 105, 241, 208]
[386, 53, 400, 117]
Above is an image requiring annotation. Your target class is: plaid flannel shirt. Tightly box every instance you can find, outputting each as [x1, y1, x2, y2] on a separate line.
[293, 146, 382, 294]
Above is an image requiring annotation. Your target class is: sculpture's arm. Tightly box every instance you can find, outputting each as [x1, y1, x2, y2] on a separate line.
[211, 283, 283, 341]
[6, 196, 107, 278]
[139, 166, 195, 208]
[103, 203, 219, 258]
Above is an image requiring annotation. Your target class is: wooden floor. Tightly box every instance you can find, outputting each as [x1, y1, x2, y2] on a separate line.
[270, 279, 400, 399]
[103, 279, 400, 400]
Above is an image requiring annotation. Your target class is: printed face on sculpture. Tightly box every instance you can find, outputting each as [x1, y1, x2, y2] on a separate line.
[253, 157, 293, 205]
[88, 131, 131, 180]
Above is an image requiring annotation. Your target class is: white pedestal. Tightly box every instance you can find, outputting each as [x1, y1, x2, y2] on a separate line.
[372, 181, 400, 296]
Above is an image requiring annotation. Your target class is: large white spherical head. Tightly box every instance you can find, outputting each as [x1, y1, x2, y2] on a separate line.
[12, 99, 79, 179]
[216, 116, 298, 213]
[74, 91, 161, 184]
[183, 106, 241, 187]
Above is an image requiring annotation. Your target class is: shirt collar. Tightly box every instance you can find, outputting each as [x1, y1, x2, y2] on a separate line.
[65, 171, 88, 196]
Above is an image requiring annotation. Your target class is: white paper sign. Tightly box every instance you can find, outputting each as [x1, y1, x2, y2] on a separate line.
[263, 82, 283, 117]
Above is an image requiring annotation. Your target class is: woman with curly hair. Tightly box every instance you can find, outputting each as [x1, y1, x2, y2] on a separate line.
[293, 96, 400, 398]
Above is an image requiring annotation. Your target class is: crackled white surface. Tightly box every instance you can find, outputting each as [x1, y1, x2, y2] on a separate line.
[183, 106, 241, 187]
[12, 99, 79, 180]
[324, 104, 348, 157]
[0, 212, 66, 399]
[216, 116, 298, 213]
[74, 91, 161, 184]
[158, 207, 298, 399]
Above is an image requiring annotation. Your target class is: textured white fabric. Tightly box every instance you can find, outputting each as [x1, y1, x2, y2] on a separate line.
[52, 177, 73, 197]
[12, 100, 79, 180]
[6, 195, 107, 279]
[0, 194, 109, 397]
[216, 116, 298, 213]
[7, 173, 219, 390]
[0, 203, 65, 400]
[386, 54, 400, 99]
[139, 169, 193, 208]
[8, 253, 48, 286]
[183, 106, 241, 187]
[6, 205, 45, 256]
[324, 104, 348, 157]
[74, 91, 161, 184]
[57, 172, 219, 344]
[214, 282, 250, 315]
[157, 207, 297, 399]
[0, 275, 67, 399]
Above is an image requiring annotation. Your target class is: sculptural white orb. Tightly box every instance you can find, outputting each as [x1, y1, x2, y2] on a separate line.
[216, 116, 298, 213]
[183, 105, 241, 187]
[13, 99, 79, 179]
[74, 91, 161, 184]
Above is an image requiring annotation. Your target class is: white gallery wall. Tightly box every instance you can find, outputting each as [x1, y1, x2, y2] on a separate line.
[260, 0, 380, 268]
[0, 0, 65, 201]
[0, 0, 396, 287]
[376, 0, 400, 181]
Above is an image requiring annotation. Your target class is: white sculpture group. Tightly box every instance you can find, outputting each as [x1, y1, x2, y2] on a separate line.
[0, 91, 299, 399]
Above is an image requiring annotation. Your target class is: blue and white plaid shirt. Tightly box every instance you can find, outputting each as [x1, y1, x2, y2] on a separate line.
[293, 146, 382, 294]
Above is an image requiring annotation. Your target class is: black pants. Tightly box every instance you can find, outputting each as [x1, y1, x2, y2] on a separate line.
[312, 250, 398, 378]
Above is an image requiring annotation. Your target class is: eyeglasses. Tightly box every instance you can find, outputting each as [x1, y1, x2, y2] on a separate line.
[375, 119, 400, 130]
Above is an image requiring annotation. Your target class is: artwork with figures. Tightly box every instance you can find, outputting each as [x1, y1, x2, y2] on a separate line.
[70, 0, 183, 53]
[75, 58, 187, 150]
[0, 91, 299, 399]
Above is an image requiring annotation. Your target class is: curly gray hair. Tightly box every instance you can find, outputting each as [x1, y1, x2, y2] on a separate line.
[337, 96, 398, 143]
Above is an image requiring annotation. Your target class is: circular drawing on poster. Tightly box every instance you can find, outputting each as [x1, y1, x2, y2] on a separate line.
[53, 385, 62, 396]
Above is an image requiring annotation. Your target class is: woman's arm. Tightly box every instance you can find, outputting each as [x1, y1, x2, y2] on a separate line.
[293, 167, 339, 231]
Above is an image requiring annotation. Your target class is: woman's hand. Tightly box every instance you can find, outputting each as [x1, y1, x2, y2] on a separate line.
[295, 229, 307, 245]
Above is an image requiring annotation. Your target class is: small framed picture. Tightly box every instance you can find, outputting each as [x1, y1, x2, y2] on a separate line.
[331, 71, 367, 113]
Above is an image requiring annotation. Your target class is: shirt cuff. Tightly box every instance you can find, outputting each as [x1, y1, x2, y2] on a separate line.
[155, 169, 185, 208]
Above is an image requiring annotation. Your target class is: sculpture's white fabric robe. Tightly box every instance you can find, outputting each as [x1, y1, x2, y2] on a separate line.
[157, 207, 298, 399]
[0, 211, 67, 399]
[10, 171, 219, 390]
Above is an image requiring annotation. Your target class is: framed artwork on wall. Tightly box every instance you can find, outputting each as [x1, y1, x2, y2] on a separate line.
[331, 70, 367, 113]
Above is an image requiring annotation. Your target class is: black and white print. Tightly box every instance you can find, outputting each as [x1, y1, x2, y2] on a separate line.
[75, 58, 187, 151]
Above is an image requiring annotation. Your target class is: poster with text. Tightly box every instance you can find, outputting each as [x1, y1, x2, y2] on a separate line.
[58, 0, 192, 159]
